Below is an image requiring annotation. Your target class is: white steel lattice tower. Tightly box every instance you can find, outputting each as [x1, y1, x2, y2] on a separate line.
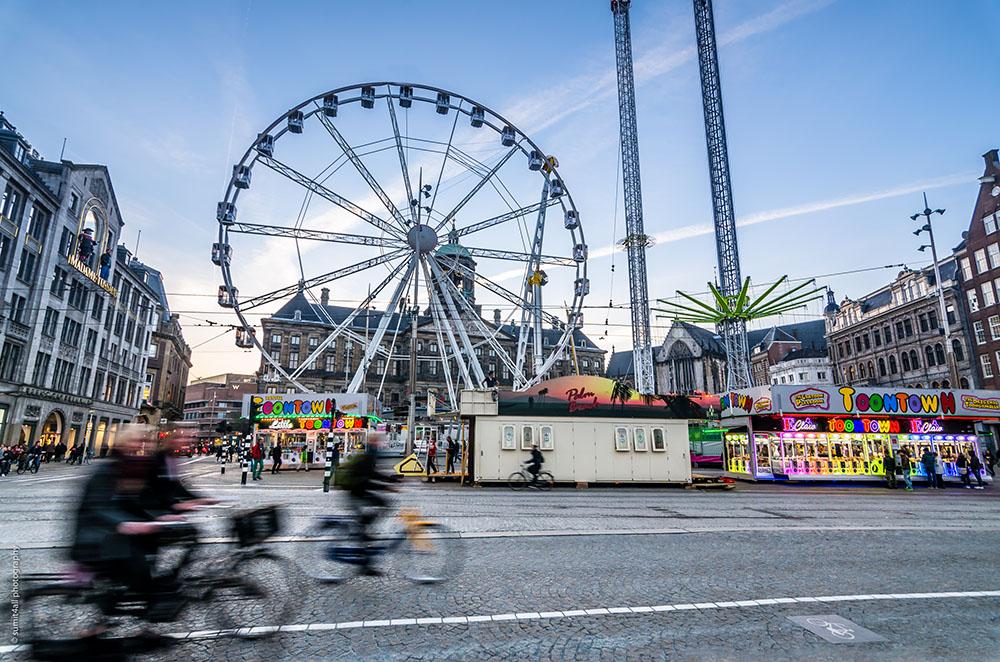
[611, 0, 655, 394]
[693, 0, 752, 390]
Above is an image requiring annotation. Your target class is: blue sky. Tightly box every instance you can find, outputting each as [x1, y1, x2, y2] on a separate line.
[4, 0, 998, 380]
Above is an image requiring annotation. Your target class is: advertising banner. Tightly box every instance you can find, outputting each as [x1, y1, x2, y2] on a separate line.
[721, 384, 1000, 420]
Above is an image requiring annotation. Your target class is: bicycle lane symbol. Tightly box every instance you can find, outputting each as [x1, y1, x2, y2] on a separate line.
[787, 615, 888, 644]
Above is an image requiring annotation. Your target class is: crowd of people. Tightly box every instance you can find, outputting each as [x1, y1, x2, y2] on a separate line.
[0, 441, 93, 475]
[882, 447, 996, 490]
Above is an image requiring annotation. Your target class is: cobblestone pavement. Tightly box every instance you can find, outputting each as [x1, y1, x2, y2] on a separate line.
[1, 457, 998, 660]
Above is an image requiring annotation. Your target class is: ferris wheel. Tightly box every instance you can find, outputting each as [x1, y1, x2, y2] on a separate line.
[214, 82, 589, 408]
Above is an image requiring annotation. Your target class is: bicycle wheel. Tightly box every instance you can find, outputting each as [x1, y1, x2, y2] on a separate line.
[30, 462, 39, 474]
[536, 471, 554, 490]
[298, 518, 356, 584]
[208, 551, 299, 636]
[397, 523, 462, 584]
[21, 583, 107, 644]
[507, 470, 527, 490]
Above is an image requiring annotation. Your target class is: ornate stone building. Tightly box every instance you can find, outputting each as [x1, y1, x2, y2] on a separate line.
[824, 264, 975, 389]
[0, 114, 159, 452]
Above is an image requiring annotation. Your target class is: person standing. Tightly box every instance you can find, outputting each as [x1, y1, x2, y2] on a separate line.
[483, 371, 498, 388]
[920, 448, 936, 488]
[968, 451, 985, 489]
[882, 449, 896, 489]
[55, 441, 66, 462]
[983, 448, 996, 478]
[250, 439, 264, 481]
[445, 435, 457, 474]
[957, 451, 971, 488]
[898, 449, 913, 491]
[934, 452, 945, 488]
[270, 443, 283, 474]
[426, 439, 438, 476]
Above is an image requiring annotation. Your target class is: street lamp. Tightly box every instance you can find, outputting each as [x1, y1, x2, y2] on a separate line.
[911, 192, 959, 386]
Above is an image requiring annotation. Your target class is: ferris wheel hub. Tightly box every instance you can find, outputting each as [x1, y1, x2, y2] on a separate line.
[407, 224, 439, 253]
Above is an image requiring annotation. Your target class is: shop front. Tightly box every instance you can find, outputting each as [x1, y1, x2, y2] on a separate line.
[243, 392, 379, 469]
[722, 384, 997, 484]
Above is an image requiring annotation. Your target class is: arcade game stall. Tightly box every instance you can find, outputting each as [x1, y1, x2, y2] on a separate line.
[241, 392, 381, 469]
[722, 384, 997, 484]
[462, 376, 708, 486]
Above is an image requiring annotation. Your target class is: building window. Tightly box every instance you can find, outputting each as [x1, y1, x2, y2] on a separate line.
[894, 321, 904, 339]
[903, 319, 913, 337]
[16, 249, 37, 284]
[788, 375, 795, 383]
[325, 354, 335, 372]
[975, 248, 989, 274]
[985, 213, 999, 235]
[288, 352, 299, 369]
[988, 244, 1000, 271]
[925, 346, 935, 367]
[918, 314, 928, 333]
[878, 359, 887, 377]
[0, 341, 22, 381]
[41, 307, 58, 337]
[889, 355, 898, 374]
[854, 337, 862, 353]
[0, 234, 13, 271]
[884, 326, 892, 342]
[976, 320, 988, 344]
[968, 290, 980, 313]
[960, 257, 974, 281]
[863, 334, 870, 350]
[430, 342, 437, 353]
[902, 351, 911, 372]
[859, 363, 866, 378]
[984, 283, 997, 308]
[26, 205, 49, 239]
[817, 372, 826, 380]
[953, 339, 964, 362]
[8, 294, 26, 324]
[32, 352, 50, 387]
[910, 349, 919, 369]
[308, 336, 318, 350]
[934, 343, 945, 365]
[149, 342, 158, 359]
[290, 334, 300, 347]
[982, 354, 994, 379]
[874, 329, 882, 346]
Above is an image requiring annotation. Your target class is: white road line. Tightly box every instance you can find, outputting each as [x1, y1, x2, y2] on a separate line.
[1, 589, 994, 654]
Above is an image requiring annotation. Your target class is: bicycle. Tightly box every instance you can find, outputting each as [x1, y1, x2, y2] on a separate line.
[300, 499, 462, 584]
[16, 505, 299, 659]
[507, 462, 554, 490]
[16, 456, 40, 475]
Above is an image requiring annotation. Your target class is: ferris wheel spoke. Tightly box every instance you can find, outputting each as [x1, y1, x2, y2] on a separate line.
[386, 94, 415, 225]
[454, 199, 560, 238]
[314, 111, 410, 232]
[419, 258, 458, 410]
[430, 258, 521, 381]
[256, 154, 404, 240]
[425, 257, 492, 387]
[239, 248, 408, 311]
[346, 257, 416, 393]
[421, 259, 473, 389]
[463, 247, 576, 268]
[423, 258, 482, 388]
[288, 259, 410, 380]
[431, 146, 520, 234]
[441, 258, 564, 329]
[228, 222, 407, 249]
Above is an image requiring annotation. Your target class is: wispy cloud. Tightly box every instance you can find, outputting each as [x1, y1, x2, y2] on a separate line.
[505, 0, 835, 135]
[487, 170, 976, 283]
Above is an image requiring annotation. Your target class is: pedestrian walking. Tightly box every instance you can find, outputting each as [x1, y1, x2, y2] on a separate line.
[215, 444, 224, 463]
[250, 439, 264, 480]
[957, 451, 971, 488]
[898, 449, 913, 491]
[984, 448, 996, 478]
[968, 451, 985, 489]
[920, 448, 936, 488]
[445, 435, 457, 474]
[882, 449, 896, 489]
[426, 439, 438, 475]
[54, 441, 66, 462]
[270, 443, 283, 474]
[934, 452, 945, 488]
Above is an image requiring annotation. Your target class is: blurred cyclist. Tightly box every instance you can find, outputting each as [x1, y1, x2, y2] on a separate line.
[337, 432, 397, 575]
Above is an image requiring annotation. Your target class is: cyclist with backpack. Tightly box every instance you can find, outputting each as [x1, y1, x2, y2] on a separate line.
[334, 434, 397, 576]
[525, 443, 544, 488]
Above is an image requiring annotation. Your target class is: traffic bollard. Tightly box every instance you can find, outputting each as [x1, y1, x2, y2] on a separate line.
[323, 436, 333, 492]
[241, 435, 250, 485]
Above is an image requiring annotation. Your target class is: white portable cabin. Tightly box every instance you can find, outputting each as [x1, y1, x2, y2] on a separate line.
[462, 377, 698, 485]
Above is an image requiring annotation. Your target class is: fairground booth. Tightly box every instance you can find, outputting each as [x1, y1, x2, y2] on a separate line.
[721, 384, 998, 484]
[241, 392, 381, 469]
[462, 376, 713, 486]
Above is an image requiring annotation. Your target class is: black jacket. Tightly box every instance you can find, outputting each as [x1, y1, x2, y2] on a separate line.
[527, 448, 543, 468]
[71, 458, 153, 564]
[140, 452, 197, 518]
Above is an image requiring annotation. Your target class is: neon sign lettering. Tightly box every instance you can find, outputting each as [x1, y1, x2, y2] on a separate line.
[782, 417, 817, 432]
[827, 417, 900, 434]
[908, 419, 943, 434]
[721, 392, 754, 412]
[252, 397, 335, 418]
[839, 387, 955, 416]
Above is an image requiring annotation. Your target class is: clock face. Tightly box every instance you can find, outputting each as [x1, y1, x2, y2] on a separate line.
[992, 185, 1000, 197]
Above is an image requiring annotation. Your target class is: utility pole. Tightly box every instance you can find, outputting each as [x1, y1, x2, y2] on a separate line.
[611, 0, 655, 394]
[693, 0, 751, 390]
[912, 192, 960, 386]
